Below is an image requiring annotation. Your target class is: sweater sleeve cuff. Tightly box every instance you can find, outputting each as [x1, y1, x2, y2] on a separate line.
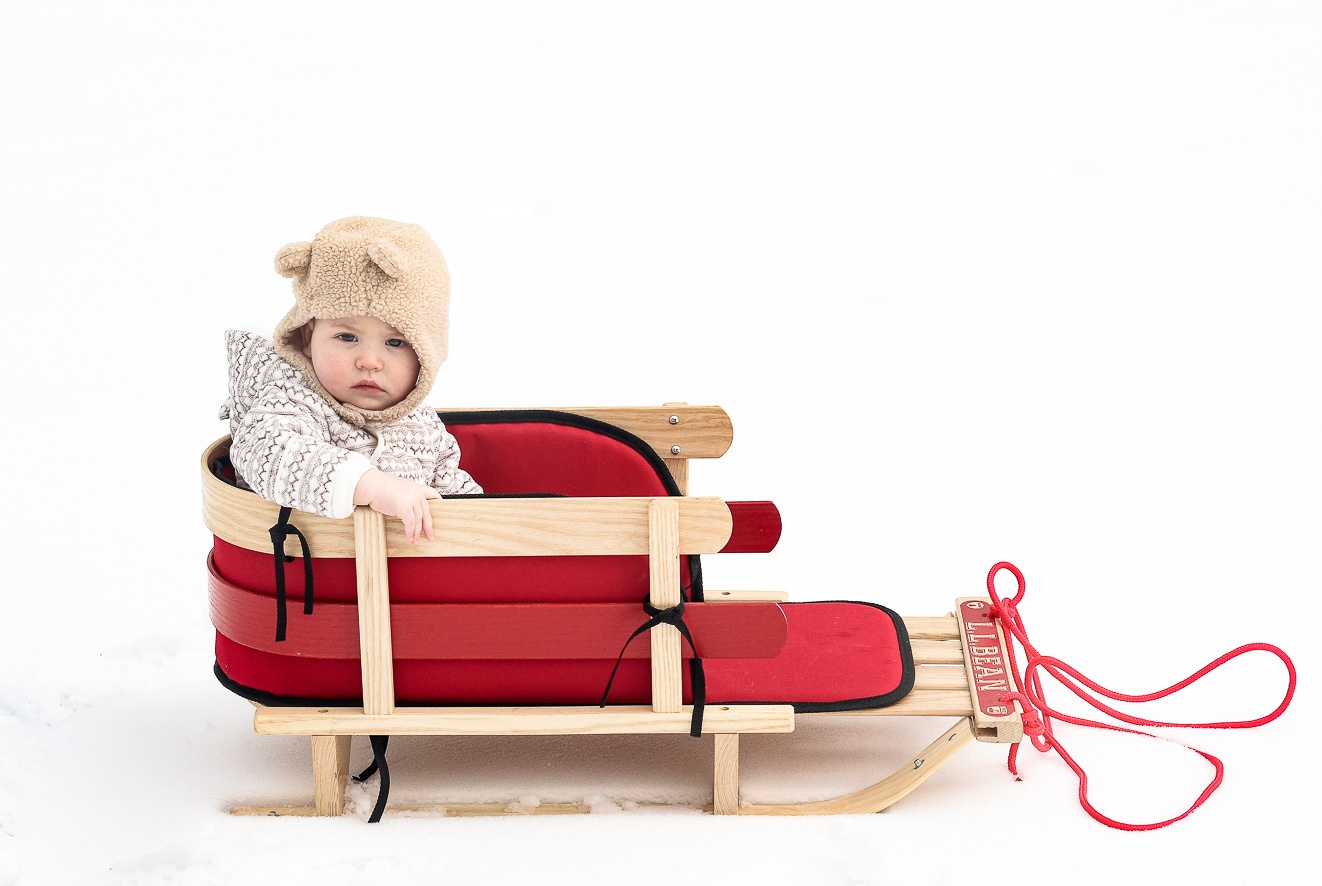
[327, 453, 375, 519]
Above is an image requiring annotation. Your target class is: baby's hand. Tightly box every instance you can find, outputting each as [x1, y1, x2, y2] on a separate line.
[353, 469, 441, 543]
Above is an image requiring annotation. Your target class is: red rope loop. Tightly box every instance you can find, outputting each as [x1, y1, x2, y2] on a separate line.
[983, 561, 1296, 831]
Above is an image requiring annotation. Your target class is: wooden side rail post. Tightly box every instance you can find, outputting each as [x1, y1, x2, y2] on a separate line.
[713, 733, 740, 815]
[312, 735, 353, 817]
[649, 498, 683, 713]
[662, 401, 692, 494]
[354, 508, 395, 715]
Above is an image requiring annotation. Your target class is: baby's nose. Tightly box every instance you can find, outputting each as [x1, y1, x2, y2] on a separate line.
[356, 348, 384, 369]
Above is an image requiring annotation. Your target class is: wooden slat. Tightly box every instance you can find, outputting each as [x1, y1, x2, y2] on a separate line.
[663, 401, 691, 492]
[203, 447, 735, 558]
[901, 615, 959, 640]
[230, 802, 639, 818]
[387, 496, 733, 559]
[911, 666, 969, 691]
[664, 457, 689, 495]
[801, 689, 973, 718]
[438, 405, 734, 460]
[909, 639, 965, 665]
[355, 509, 394, 715]
[253, 704, 796, 736]
[649, 499, 682, 713]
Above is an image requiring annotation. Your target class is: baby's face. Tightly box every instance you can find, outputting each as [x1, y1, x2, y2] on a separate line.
[301, 316, 421, 411]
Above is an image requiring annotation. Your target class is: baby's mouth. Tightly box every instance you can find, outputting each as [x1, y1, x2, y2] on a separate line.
[354, 381, 384, 393]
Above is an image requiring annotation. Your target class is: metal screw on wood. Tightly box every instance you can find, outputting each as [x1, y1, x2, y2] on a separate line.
[669, 415, 679, 424]
[671, 446, 681, 455]
[913, 759, 925, 769]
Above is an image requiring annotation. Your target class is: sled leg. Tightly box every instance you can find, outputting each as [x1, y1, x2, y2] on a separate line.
[714, 733, 740, 814]
[312, 734, 353, 817]
[739, 718, 975, 815]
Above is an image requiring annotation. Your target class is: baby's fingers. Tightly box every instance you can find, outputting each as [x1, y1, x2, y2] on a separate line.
[399, 509, 418, 544]
[420, 499, 435, 542]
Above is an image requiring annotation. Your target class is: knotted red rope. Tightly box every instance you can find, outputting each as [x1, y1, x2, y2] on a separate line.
[985, 561, 1295, 830]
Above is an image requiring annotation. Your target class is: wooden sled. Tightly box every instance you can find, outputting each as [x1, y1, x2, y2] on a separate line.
[202, 404, 1022, 818]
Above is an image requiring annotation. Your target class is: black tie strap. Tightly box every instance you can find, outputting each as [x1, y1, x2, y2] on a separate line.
[268, 506, 313, 642]
[600, 599, 707, 737]
[352, 735, 391, 823]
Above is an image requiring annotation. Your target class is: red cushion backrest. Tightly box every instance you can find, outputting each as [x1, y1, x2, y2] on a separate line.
[211, 411, 698, 607]
[441, 411, 676, 498]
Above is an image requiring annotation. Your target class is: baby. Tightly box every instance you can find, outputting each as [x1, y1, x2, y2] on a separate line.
[219, 216, 482, 542]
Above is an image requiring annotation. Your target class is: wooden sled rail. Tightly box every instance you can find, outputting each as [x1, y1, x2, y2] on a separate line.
[204, 439, 781, 559]
[439, 404, 734, 461]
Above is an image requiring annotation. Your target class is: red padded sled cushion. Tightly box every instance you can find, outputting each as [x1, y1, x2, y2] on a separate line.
[707, 602, 914, 711]
[210, 411, 915, 712]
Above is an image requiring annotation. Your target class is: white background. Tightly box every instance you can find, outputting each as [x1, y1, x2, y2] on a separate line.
[1, 2, 1317, 883]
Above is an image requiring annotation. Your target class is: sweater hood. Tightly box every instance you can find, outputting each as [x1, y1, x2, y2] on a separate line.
[270, 216, 449, 427]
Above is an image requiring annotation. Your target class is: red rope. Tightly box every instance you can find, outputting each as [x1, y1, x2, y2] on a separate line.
[985, 561, 1296, 831]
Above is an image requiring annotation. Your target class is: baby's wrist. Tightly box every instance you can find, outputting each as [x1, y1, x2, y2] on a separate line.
[330, 454, 375, 517]
[352, 468, 385, 506]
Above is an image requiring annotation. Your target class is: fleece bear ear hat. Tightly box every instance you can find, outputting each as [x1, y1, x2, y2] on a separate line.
[272, 216, 450, 427]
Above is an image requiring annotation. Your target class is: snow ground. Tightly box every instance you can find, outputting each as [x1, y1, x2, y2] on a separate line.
[1, 2, 1318, 884]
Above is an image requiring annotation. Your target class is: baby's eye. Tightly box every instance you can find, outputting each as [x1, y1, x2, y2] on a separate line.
[386, 338, 408, 348]
[335, 333, 358, 343]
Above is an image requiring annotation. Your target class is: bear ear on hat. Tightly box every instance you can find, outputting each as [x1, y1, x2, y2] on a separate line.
[275, 241, 313, 278]
[366, 237, 408, 279]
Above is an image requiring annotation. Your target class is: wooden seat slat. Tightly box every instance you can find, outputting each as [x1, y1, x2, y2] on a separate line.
[253, 704, 796, 736]
[909, 639, 965, 665]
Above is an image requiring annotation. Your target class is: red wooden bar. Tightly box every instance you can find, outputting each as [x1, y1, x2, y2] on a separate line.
[209, 559, 788, 661]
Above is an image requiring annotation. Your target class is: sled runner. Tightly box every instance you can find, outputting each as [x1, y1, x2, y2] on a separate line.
[204, 404, 1025, 819]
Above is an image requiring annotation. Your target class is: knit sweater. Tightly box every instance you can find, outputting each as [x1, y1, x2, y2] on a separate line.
[218, 329, 481, 518]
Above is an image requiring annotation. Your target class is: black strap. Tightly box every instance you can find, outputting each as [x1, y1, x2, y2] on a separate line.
[600, 599, 706, 737]
[268, 506, 313, 642]
[352, 735, 391, 823]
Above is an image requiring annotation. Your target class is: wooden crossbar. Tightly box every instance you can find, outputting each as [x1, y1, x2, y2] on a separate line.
[203, 485, 735, 559]
[439, 405, 734, 461]
[254, 704, 796, 736]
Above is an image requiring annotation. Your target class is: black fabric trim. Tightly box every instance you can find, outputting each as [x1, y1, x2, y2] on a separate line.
[214, 663, 352, 708]
[268, 507, 313, 642]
